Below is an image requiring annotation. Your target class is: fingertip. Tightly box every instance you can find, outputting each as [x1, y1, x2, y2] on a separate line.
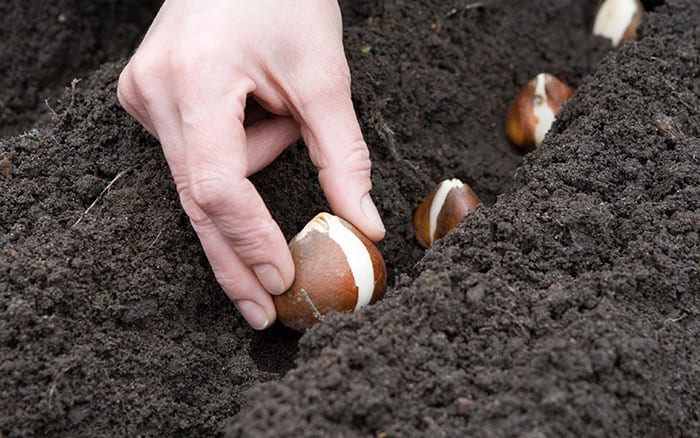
[235, 299, 276, 330]
[360, 192, 386, 241]
[328, 193, 386, 243]
[321, 175, 386, 242]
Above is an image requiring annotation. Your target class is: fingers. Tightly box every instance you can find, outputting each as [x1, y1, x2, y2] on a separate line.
[119, 55, 298, 330]
[292, 63, 386, 242]
[178, 84, 295, 299]
[115, 0, 377, 331]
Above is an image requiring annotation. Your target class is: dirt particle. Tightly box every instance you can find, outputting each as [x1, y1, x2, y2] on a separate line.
[455, 397, 474, 414]
[466, 283, 485, 303]
[0, 155, 12, 176]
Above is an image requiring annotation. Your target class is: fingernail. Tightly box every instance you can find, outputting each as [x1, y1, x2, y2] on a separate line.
[235, 300, 270, 330]
[252, 263, 287, 294]
[361, 193, 385, 235]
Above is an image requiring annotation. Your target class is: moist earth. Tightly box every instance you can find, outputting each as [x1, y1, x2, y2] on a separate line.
[1, 0, 698, 436]
[0, 0, 163, 138]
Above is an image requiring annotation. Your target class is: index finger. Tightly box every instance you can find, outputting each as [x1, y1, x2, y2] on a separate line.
[291, 63, 386, 242]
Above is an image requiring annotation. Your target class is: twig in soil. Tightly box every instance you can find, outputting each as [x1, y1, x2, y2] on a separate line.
[446, 0, 493, 16]
[655, 313, 688, 341]
[47, 365, 75, 402]
[654, 115, 686, 143]
[45, 78, 82, 121]
[64, 78, 81, 115]
[44, 99, 58, 117]
[662, 313, 687, 326]
[465, 1, 485, 9]
[488, 305, 530, 339]
[300, 288, 324, 322]
[72, 167, 133, 227]
[375, 111, 420, 175]
[501, 308, 530, 338]
[376, 115, 399, 160]
[146, 229, 164, 251]
[17, 128, 39, 138]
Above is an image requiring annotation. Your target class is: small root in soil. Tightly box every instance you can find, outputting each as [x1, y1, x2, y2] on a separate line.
[45, 78, 82, 122]
[72, 167, 133, 227]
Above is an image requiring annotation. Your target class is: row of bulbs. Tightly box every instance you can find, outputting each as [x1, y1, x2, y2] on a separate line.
[415, 0, 644, 249]
[273, 0, 645, 331]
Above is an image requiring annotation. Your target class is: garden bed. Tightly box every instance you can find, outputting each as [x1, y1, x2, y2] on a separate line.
[1, 0, 698, 435]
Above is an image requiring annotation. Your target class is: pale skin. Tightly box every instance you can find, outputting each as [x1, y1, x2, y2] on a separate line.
[117, 0, 385, 329]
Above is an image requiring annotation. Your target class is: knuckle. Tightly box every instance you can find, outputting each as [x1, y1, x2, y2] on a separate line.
[319, 59, 352, 90]
[169, 36, 222, 77]
[214, 273, 247, 296]
[127, 55, 162, 103]
[325, 141, 371, 175]
[117, 77, 150, 123]
[188, 211, 213, 233]
[176, 185, 211, 230]
[319, 142, 373, 193]
[116, 70, 136, 110]
[344, 141, 372, 172]
[168, 50, 196, 79]
[295, 60, 351, 110]
[230, 220, 277, 260]
[188, 174, 230, 215]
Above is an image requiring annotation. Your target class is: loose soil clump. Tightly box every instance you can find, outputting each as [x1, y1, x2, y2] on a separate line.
[1, 0, 698, 436]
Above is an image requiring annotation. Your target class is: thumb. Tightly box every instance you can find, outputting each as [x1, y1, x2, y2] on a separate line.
[294, 67, 385, 242]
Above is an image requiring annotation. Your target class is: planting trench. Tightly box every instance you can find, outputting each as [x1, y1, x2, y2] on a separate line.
[1, 0, 698, 436]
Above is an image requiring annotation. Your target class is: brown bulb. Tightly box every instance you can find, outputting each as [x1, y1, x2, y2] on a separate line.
[412, 178, 481, 248]
[593, 0, 643, 47]
[505, 73, 573, 151]
[273, 212, 387, 332]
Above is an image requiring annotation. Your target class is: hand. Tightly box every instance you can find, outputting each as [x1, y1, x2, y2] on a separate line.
[117, 0, 385, 329]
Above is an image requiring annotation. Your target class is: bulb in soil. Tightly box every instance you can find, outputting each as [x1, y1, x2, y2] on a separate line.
[593, 0, 644, 46]
[412, 178, 481, 248]
[505, 73, 573, 151]
[273, 212, 387, 332]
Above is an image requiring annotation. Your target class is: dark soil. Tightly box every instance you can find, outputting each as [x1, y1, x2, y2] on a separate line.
[1, 0, 698, 436]
[0, 0, 163, 137]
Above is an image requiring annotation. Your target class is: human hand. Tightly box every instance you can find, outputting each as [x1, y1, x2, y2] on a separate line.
[117, 0, 385, 329]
